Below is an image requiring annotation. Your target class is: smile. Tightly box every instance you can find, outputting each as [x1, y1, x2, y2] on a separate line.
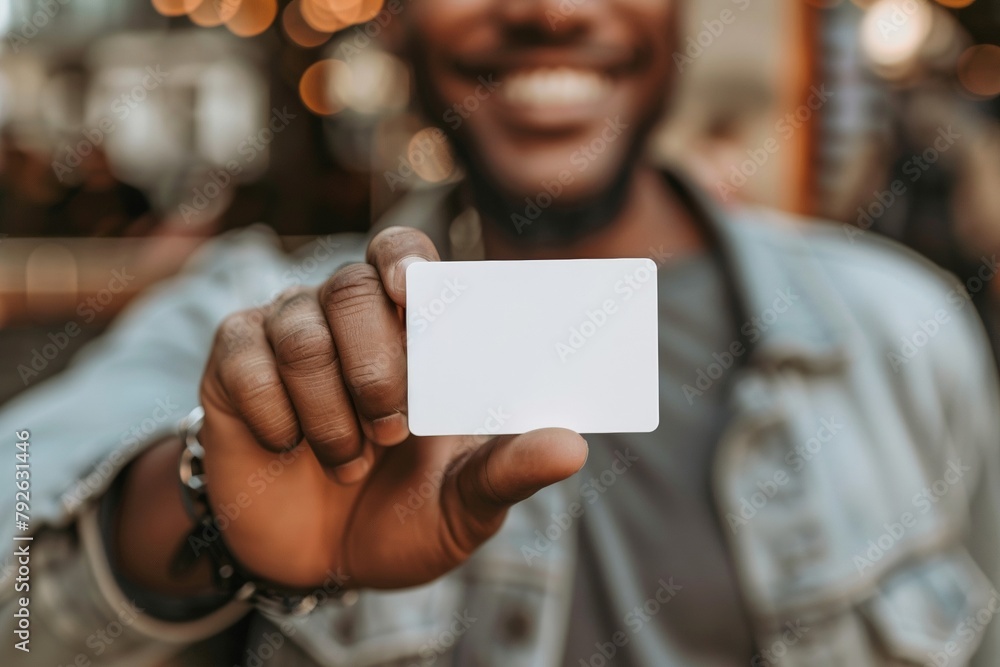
[503, 68, 615, 108]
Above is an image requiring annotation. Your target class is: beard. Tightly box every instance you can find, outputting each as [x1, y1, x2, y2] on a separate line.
[448, 132, 642, 247]
[407, 50, 671, 248]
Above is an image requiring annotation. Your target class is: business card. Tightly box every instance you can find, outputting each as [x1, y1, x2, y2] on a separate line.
[407, 259, 659, 436]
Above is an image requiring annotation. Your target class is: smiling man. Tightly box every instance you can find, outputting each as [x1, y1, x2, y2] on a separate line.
[4, 1, 1000, 666]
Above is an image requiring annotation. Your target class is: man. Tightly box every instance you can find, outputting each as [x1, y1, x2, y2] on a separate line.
[3, 1, 1000, 665]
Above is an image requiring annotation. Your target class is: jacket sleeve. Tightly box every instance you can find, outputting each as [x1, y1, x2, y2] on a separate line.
[0, 228, 360, 665]
[953, 302, 1000, 666]
[1, 506, 249, 666]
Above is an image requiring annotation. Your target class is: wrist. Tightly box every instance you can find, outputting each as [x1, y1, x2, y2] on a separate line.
[175, 407, 332, 616]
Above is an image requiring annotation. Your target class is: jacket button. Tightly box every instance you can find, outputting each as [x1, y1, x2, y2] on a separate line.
[501, 608, 533, 644]
[334, 614, 355, 643]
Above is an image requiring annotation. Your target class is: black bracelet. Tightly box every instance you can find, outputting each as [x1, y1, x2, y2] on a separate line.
[170, 406, 328, 616]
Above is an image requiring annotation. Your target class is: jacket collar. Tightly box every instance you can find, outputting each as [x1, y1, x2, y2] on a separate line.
[374, 172, 851, 373]
[662, 170, 851, 373]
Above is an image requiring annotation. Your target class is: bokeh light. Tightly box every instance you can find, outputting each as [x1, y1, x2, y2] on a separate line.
[407, 127, 455, 184]
[299, 59, 350, 116]
[225, 0, 278, 37]
[299, 0, 383, 33]
[282, 0, 332, 48]
[302, 0, 358, 32]
[186, 0, 242, 28]
[860, 0, 934, 68]
[958, 44, 1000, 98]
[331, 49, 408, 115]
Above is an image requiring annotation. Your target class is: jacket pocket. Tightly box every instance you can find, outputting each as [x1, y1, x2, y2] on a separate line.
[754, 549, 997, 666]
[860, 549, 997, 666]
[276, 577, 467, 667]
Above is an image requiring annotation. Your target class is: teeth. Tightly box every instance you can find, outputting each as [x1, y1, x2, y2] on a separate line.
[503, 68, 612, 108]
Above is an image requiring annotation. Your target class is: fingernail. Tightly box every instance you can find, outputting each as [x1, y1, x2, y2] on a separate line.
[332, 456, 372, 485]
[394, 256, 427, 297]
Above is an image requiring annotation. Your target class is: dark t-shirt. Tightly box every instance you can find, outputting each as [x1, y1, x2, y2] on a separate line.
[562, 253, 754, 666]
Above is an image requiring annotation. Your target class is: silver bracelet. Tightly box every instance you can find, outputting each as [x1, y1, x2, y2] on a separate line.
[175, 406, 337, 616]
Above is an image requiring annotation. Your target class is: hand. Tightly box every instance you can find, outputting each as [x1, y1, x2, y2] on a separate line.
[198, 226, 588, 590]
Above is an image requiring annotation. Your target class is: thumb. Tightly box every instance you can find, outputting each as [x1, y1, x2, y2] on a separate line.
[440, 428, 589, 556]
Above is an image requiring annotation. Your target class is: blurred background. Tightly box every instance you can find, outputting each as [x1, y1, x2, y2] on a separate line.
[0, 0, 998, 404]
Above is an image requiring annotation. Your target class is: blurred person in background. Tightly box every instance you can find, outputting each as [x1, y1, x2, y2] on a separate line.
[3, 1, 1000, 667]
[44, 146, 156, 238]
[0, 131, 155, 238]
[0, 128, 62, 237]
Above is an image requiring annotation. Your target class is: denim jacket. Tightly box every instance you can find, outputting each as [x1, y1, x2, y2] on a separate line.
[3, 178, 999, 666]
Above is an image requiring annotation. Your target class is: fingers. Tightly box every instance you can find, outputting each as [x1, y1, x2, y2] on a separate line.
[263, 287, 364, 472]
[321, 263, 410, 446]
[441, 429, 589, 555]
[210, 309, 302, 452]
[205, 227, 444, 481]
[366, 226, 441, 307]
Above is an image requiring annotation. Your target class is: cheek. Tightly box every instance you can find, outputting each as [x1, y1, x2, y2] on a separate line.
[408, 0, 492, 41]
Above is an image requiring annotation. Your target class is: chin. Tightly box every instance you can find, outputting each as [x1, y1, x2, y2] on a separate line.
[457, 138, 639, 246]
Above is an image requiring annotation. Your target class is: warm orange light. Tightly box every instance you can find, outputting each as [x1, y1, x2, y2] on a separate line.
[151, 0, 188, 17]
[934, 0, 975, 7]
[282, 0, 331, 48]
[408, 127, 455, 184]
[958, 44, 1000, 98]
[226, 0, 278, 37]
[300, 0, 375, 33]
[357, 0, 384, 23]
[186, 0, 241, 27]
[299, 59, 349, 116]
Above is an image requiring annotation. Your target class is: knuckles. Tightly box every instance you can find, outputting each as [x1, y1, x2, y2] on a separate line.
[366, 226, 436, 266]
[214, 310, 260, 358]
[320, 263, 385, 316]
[271, 326, 335, 373]
[341, 360, 400, 408]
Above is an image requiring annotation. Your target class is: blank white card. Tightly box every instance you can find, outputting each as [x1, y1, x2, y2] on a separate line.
[406, 259, 659, 436]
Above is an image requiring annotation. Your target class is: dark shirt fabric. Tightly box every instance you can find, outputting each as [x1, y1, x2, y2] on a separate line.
[562, 253, 754, 666]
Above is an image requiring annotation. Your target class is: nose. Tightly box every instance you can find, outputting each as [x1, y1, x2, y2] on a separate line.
[494, 0, 597, 42]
